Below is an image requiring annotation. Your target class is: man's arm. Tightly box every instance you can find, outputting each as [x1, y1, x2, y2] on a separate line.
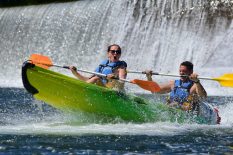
[145, 70, 173, 94]
[190, 82, 207, 98]
[159, 81, 173, 94]
[189, 73, 207, 98]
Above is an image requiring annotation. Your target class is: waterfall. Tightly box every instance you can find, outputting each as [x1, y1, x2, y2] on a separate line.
[0, 0, 232, 95]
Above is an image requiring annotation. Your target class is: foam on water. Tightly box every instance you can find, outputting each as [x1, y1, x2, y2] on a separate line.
[0, 86, 233, 136]
[0, 121, 232, 136]
[219, 101, 233, 125]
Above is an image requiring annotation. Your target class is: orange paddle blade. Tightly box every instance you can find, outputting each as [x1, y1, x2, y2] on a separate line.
[29, 54, 53, 69]
[131, 79, 161, 93]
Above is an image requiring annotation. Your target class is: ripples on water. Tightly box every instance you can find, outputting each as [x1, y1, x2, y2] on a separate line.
[0, 87, 233, 154]
[0, 133, 232, 154]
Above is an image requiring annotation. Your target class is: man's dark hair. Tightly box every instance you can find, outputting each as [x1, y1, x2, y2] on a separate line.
[180, 61, 193, 71]
[107, 44, 121, 53]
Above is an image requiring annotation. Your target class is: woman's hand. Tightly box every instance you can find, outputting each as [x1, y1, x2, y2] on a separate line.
[69, 66, 77, 72]
[107, 74, 117, 80]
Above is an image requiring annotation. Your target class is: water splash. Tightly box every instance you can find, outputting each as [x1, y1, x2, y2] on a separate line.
[0, 0, 232, 95]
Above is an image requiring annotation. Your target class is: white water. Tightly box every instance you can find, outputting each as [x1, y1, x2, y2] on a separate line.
[0, 0, 232, 97]
[1, 121, 232, 136]
[0, 91, 232, 134]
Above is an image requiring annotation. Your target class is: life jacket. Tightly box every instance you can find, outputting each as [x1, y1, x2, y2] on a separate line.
[94, 59, 127, 84]
[169, 79, 194, 105]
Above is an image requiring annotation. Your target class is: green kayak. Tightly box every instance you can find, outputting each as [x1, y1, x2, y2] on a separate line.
[21, 61, 219, 124]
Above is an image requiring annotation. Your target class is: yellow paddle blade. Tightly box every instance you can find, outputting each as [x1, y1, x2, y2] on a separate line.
[131, 79, 161, 93]
[29, 54, 53, 69]
[213, 74, 233, 87]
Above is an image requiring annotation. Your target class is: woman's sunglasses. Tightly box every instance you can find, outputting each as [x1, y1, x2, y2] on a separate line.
[109, 50, 121, 54]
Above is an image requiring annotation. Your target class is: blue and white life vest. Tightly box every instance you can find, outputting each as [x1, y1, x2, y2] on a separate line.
[94, 59, 127, 84]
[169, 79, 194, 105]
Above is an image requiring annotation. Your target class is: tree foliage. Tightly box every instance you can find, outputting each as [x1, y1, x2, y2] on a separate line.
[0, 0, 77, 7]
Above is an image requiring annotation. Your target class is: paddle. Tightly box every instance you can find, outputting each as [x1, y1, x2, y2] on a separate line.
[29, 54, 161, 92]
[128, 70, 233, 88]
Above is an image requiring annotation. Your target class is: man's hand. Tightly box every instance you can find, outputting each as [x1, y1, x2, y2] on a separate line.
[144, 70, 153, 81]
[189, 73, 200, 83]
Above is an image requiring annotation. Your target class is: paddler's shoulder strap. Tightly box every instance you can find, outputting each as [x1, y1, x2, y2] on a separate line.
[94, 59, 109, 73]
[175, 80, 193, 90]
[111, 61, 127, 69]
[174, 80, 180, 88]
[118, 60, 127, 68]
[99, 59, 109, 67]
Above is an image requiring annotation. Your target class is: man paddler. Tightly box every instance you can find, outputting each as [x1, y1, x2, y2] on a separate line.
[145, 61, 207, 111]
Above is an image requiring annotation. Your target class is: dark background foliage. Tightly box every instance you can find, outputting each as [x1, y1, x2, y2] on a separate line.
[0, 0, 76, 7]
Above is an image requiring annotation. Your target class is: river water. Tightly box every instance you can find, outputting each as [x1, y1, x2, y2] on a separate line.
[0, 87, 233, 154]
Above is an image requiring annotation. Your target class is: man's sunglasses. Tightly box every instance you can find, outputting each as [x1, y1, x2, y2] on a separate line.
[109, 50, 121, 54]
